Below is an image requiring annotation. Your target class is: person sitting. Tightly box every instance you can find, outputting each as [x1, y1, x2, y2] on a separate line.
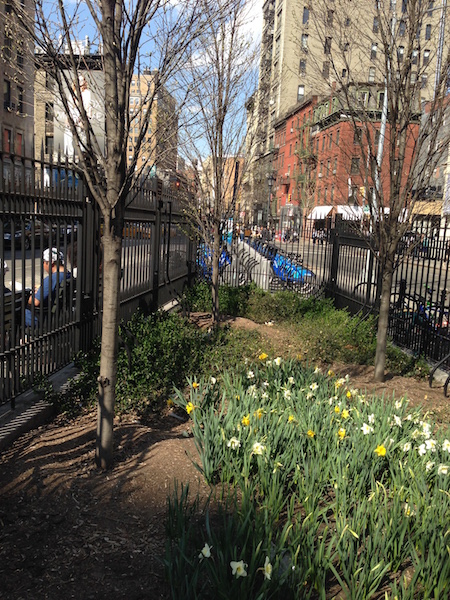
[25, 248, 71, 327]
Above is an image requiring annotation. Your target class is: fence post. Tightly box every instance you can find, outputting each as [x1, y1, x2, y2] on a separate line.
[329, 230, 339, 293]
[151, 179, 163, 312]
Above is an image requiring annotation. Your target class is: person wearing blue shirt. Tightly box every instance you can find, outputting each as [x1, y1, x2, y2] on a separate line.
[25, 248, 70, 327]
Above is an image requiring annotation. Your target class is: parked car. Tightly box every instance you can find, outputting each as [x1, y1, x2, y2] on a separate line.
[3, 219, 51, 250]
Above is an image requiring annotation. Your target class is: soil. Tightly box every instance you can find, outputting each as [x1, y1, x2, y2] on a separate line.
[1, 315, 449, 599]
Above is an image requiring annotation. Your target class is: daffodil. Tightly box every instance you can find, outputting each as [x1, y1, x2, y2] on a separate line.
[288, 414, 295, 423]
[259, 352, 268, 361]
[393, 415, 402, 428]
[186, 402, 195, 415]
[374, 444, 386, 457]
[274, 357, 282, 366]
[199, 543, 212, 559]
[368, 413, 375, 424]
[242, 414, 250, 427]
[192, 381, 199, 389]
[417, 443, 426, 456]
[167, 399, 174, 407]
[288, 376, 295, 384]
[338, 427, 346, 440]
[438, 464, 449, 475]
[227, 437, 241, 450]
[395, 399, 403, 410]
[314, 366, 321, 374]
[335, 378, 345, 389]
[307, 429, 315, 438]
[254, 408, 264, 419]
[402, 442, 411, 452]
[425, 439, 437, 452]
[342, 409, 350, 419]
[334, 406, 341, 414]
[252, 441, 265, 455]
[284, 389, 292, 399]
[263, 556, 272, 580]
[346, 390, 352, 399]
[425, 460, 435, 471]
[443, 439, 450, 452]
[230, 560, 247, 578]
[210, 376, 217, 385]
[247, 370, 255, 379]
[310, 382, 319, 392]
[327, 369, 335, 377]
[361, 423, 374, 435]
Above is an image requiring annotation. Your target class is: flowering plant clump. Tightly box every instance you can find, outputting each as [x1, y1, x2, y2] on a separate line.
[168, 360, 450, 599]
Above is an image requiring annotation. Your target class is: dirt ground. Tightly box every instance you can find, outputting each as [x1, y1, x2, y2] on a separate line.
[1, 317, 449, 599]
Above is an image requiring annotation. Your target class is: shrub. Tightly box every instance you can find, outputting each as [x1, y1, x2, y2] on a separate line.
[168, 359, 450, 599]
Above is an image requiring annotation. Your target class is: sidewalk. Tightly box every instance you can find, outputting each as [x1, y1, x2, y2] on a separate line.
[0, 363, 79, 452]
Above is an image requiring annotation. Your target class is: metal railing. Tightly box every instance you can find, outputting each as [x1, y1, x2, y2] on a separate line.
[0, 154, 195, 408]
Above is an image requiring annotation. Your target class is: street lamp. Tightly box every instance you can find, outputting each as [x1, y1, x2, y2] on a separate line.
[267, 172, 276, 228]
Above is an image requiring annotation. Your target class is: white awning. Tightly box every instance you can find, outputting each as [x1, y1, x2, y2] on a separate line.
[307, 205, 333, 220]
[336, 205, 363, 220]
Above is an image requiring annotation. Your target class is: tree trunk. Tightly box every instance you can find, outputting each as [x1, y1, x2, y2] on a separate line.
[95, 226, 122, 469]
[373, 259, 394, 382]
[211, 220, 221, 326]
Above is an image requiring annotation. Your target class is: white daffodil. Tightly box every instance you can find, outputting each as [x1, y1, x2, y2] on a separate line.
[395, 399, 403, 410]
[368, 413, 375, 424]
[438, 464, 449, 475]
[411, 429, 421, 440]
[417, 443, 427, 456]
[263, 380, 270, 387]
[230, 560, 247, 578]
[310, 382, 319, 392]
[261, 392, 269, 400]
[247, 370, 255, 379]
[284, 389, 292, 399]
[227, 437, 241, 450]
[425, 439, 437, 452]
[393, 415, 402, 428]
[421, 422, 431, 438]
[288, 376, 295, 384]
[210, 376, 217, 385]
[199, 543, 212, 559]
[402, 442, 412, 452]
[442, 439, 450, 453]
[306, 392, 314, 400]
[252, 441, 266, 455]
[263, 556, 272, 580]
[274, 357, 282, 366]
[314, 367, 321, 374]
[425, 461, 435, 472]
[361, 423, 374, 435]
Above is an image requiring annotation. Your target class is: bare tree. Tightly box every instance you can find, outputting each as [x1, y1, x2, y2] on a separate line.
[307, 0, 450, 381]
[15, 0, 229, 468]
[177, 0, 258, 325]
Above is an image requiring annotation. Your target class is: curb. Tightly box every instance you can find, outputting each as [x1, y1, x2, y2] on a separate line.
[0, 363, 79, 452]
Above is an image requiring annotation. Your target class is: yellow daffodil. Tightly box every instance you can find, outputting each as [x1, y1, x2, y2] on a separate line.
[259, 352, 268, 360]
[288, 414, 295, 423]
[307, 430, 315, 438]
[334, 406, 341, 414]
[192, 382, 199, 389]
[254, 408, 264, 419]
[374, 444, 386, 457]
[342, 409, 350, 419]
[338, 427, 346, 440]
[241, 414, 250, 427]
[186, 402, 195, 415]
[346, 390, 352, 399]
[327, 369, 334, 377]
[297, 353, 302, 361]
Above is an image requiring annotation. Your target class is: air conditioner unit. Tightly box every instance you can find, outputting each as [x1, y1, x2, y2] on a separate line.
[290, 128, 294, 133]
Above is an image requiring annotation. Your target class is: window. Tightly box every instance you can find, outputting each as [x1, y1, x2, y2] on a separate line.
[17, 87, 23, 114]
[3, 79, 11, 109]
[377, 91, 385, 109]
[324, 188, 328, 202]
[398, 46, 404, 62]
[423, 49, 430, 65]
[375, 130, 380, 145]
[358, 91, 369, 106]
[326, 159, 330, 176]
[303, 6, 309, 24]
[369, 67, 376, 82]
[329, 133, 332, 148]
[45, 102, 54, 121]
[299, 59, 307, 75]
[336, 130, 340, 145]
[421, 74, 428, 88]
[351, 157, 360, 173]
[371, 42, 377, 59]
[428, 1, 434, 16]
[327, 10, 334, 26]
[5, 1, 12, 13]
[3, 128, 11, 153]
[317, 188, 321, 203]
[16, 132, 23, 155]
[402, 0, 408, 12]
[4, 29, 12, 60]
[342, 68, 347, 78]
[399, 20, 406, 36]
[319, 161, 323, 176]
[323, 61, 330, 78]
[331, 186, 335, 202]
[322, 135, 325, 150]
[412, 49, 418, 64]
[345, 17, 351, 26]
[297, 84, 305, 102]
[411, 71, 417, 83]
[425, 24, 431, 40]
[333, 157, 337, 174]
[373, 16, 379, 33]
[301, 34, 308, 51]
[324, 37, 332, 55]
[353, 128, 362, 143]
[343, 42, 350, 52]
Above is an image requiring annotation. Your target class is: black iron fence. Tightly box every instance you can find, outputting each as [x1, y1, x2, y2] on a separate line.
[0, 155, 195, 408]
[199, 217, 450, 372]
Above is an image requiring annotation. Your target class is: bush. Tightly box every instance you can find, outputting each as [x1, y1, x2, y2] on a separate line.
[167, 359, 450, 599]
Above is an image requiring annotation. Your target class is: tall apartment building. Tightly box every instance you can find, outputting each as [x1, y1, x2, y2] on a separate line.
[1, 0, 34, 180]
[246, 0, 449, 223]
